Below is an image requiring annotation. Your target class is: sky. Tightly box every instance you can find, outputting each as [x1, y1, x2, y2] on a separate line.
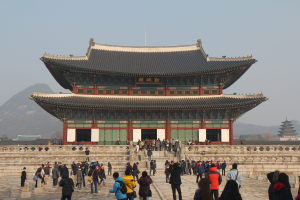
[0, 0, 299, 126]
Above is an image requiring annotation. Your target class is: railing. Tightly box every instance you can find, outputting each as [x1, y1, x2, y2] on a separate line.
[0, 145, 129, 153]
[184, 145, 300, 154]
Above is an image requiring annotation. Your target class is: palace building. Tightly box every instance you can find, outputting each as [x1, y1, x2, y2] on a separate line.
[31, 39, 267, 145]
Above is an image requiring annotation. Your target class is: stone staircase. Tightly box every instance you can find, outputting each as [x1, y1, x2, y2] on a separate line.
[0, 145, 130, 176]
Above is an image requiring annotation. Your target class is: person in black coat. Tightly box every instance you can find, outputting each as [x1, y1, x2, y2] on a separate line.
[169, 162, 182, 200]
[59, 172, 74, 200]
[21, 167, 26, 187]
[268, 172, 293, 200]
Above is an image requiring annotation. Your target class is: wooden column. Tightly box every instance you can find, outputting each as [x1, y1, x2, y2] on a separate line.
[128, 120, 133, 142]
[63, 120, 68, 145]
[165, 120, 171, 140]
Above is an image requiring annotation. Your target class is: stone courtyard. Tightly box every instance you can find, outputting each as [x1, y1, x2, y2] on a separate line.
[0, 172, 298, 200]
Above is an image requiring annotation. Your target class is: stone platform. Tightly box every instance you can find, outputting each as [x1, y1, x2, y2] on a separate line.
[0, 172, 298, 200]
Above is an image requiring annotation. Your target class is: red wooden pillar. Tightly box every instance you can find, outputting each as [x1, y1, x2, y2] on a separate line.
[218, 85, 222, 95]
[128, 120, 133, 142]
[229, 120, 233, 145]
[128, 87, 133, 95]
[165, 120, 171, 140]
[63, 120, 68, 145]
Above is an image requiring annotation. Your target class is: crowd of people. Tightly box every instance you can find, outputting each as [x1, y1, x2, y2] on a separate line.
[19, 158, 300, 200]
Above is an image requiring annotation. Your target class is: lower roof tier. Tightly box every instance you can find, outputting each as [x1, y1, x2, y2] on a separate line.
[31, 92, 266, 110]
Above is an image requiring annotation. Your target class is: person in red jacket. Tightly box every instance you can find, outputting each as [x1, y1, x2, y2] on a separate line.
[207, 164, 222, 200]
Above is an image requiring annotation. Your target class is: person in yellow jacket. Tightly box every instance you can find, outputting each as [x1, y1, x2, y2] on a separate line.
[123, 169, 137, 200]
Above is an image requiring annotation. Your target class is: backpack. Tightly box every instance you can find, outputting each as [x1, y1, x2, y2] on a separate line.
[116, 180, 127, 194]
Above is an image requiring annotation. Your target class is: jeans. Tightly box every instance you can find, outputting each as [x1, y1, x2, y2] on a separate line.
[53, 178, 58, 186]
[196, 173, 203, 183]
[210, 190, 219, 200]
[91, 181, 98, 193]
[171, 184, 182, 200]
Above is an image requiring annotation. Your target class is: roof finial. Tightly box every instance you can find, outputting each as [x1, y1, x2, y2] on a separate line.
[89, 38, 95, 46]
[196, 39, 202, 47]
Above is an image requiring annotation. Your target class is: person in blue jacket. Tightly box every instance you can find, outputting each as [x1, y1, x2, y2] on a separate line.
[109, 172, 127, 200]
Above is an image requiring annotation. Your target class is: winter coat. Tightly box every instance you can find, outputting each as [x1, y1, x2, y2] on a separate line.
[169, 164, 182, 185]
[59, 177, 74, 196]
[193, 189, 202, 200]
[88, 169, 99, 182]
[77, 170, 83, 184]
[197, 164, 205, 174]
[226, 169, 242, 187]
[52, 167, 59, 179]
[208, 167, 222, 190]
[21, 171, 26, 181]
[138, 176, 152, 197]
[123, 175, 136, 193]
[269, 182, 293, 200]
[109, 177, 127, 199]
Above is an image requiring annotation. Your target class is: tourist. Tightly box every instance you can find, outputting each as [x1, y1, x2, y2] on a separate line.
[226, 163, 242, 188]
[71, 162, 78, 185]
[59, 172, 74, 200]
[123, 169, 137, 200]
[133, 162, 140, 181]
[21, 167, 26, 187]
[165, 160, 170, 183]
[149, 160, 154, 176]
[138, 171, 152, 200]
[147, 149, 152, 161]
[99, 164, 106, 186]
[221, 161, 227, 176]
[108, 162, 112, 176]
[169, 162, 183, 200]
[81, 164, 86, 187]
[295, 176, 300, 200]
[207, 164, 222, 200]
[267, 170, 280, 199]
[85, 148, 90, 161]
[88, 164, 99, 194]
[196, 161, 205, 183]
[52, 162, 60, 186]
[187, 160, 192, 175]
[34, 165, 45, 188]
[193, 178, 211, 200]
[268, 172, 293, 200]
[44, 162, 51, 184]
[219, 180, 242, 200]
[109, 172, 127, 200]
[126, 162, 133, 175]
[76, 167, 83, 189]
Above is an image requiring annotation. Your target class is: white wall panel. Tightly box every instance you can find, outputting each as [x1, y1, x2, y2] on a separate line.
[157, 129, 165, 140]
[221, 129, 230, 142]
[91, 129, 99, 142]
[67, 129, 76, 142]
[199, 129, 206, 142]
[133, 129, 141, 142]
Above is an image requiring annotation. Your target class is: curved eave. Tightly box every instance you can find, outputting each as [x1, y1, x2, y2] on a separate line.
[31, 93, 267, 111]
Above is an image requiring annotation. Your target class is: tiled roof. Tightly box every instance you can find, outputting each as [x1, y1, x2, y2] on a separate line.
[31, 92, 267, 110]
[41, 40, 256, 76]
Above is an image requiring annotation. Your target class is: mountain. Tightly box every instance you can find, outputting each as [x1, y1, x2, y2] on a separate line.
[234, 120, 300, 138]
[0, 84, 61, 139]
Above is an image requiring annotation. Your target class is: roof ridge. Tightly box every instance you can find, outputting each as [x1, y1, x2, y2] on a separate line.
[207, 56, 254, 62]
[42, 53, 87, 60]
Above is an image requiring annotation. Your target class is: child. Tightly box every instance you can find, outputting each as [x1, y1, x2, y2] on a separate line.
[21, 167, 26, 187]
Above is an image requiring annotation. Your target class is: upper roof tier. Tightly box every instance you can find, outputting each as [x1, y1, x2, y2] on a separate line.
[31, 92, 266, 110]
[41, 39, 256, 76]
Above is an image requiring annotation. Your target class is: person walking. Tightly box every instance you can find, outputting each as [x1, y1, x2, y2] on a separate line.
[226, 163, 242, 189]
[138, 171, 152, 200]
[196, 161, 205, 183]
[268, 172, 293, 200]
[133, 162, 140, 181]
[109, 172, 127, 200]
[221, 161, 227, 176]
[108, 162, 112, 176]
[21, 167, 26, 187]
[76, 168, 83, 189]
[169, 162, 182, 200]
[165, 161, 170, 183]
[85, 148, 90, 161]
[52, 163, 60, 187]
[147, 149, 152, 161]
[59, 172, 74, 200]
[193, 178, 211, 200]
[219, 180, 242, 200]
[88, 165, 99, 194]
[123, 169, 137, 200]
[207, 164, 222, 200]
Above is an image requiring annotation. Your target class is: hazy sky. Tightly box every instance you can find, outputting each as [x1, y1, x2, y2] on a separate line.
[0, 0, 299, 126]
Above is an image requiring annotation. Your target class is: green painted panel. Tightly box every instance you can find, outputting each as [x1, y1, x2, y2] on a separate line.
[119, 129, 127, 144]
[171, 130, 179, 140]
[99, 129, 105, 145]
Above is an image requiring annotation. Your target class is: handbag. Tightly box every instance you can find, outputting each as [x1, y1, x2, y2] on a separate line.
[33, 174, 38, 181]
[87, 170, 95, 183]
[132, 191, 137, 198]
